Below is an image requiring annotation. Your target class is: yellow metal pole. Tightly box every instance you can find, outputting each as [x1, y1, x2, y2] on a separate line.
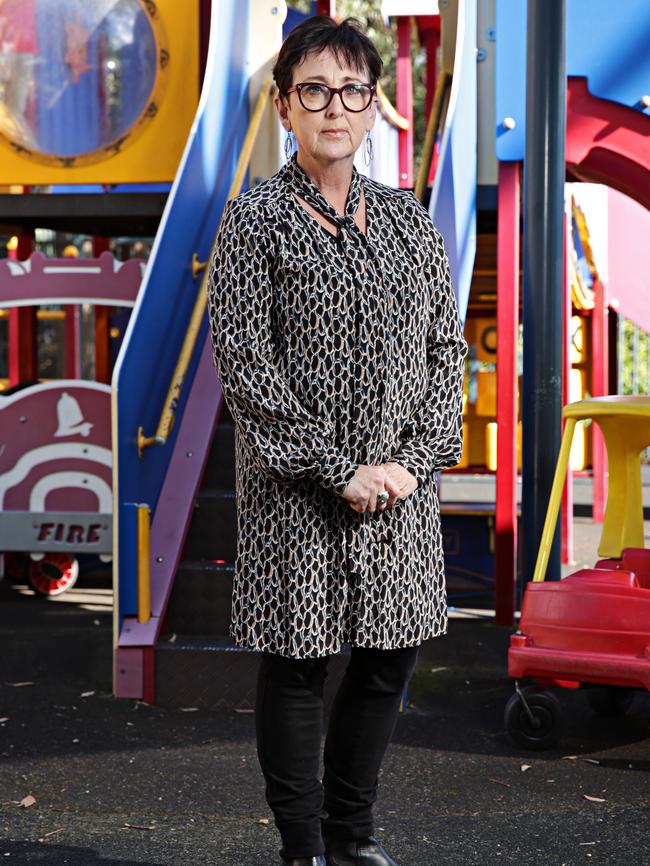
[376, 81, 410, 131]
[228, 77, 275, 200]
[137, 503, 151, 623]
[414, 72, 451, 203]
[531, 418, 577, 583]
[138, 77, 275, 457]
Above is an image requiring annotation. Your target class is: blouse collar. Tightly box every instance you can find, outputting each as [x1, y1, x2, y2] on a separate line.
[283, 152, 365, 246]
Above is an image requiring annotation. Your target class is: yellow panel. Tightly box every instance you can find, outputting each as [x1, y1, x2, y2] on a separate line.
[485, 420, 522, 472]
[569, 420, 585, 471]
[457, 421, 469, 468]
[486, 422, 496, 471]
[0, 0, 199, 184]
[463, 318, 476, 348]
[476, 370, 496, 416]
[568, 367, 583, 403]
[475, 318, 497, 363]
[569, 315, 584, 363]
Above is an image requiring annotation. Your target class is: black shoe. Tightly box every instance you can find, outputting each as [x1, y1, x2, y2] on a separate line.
[280, 857, 327, 866]
[325, 837, 399, 866]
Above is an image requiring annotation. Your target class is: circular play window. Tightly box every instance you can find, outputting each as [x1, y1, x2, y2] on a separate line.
[0, 0, 169, 167]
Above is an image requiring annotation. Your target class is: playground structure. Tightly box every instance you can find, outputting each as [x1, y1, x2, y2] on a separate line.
[0, 0, 647, 710]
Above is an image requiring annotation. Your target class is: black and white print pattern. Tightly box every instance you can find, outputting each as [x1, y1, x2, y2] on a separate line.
[207, 153, 468, 659]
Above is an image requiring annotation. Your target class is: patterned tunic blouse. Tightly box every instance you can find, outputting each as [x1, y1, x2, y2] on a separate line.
[207, 153, 467, 659]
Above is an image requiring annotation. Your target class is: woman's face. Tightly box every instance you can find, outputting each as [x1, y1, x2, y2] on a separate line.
[275, 47, 377, 168]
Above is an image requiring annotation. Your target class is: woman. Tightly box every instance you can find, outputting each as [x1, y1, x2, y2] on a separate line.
[207, 16, 467, 866]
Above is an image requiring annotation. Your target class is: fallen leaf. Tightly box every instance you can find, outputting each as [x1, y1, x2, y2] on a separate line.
[0, 718, 8, 723]
[520, 764, 531, 772]
[561, 755, 578, 760]
[19, 795, 36, 808]
[123, 823, 155, 831]
[80, 691, 95, 698]
[5, 682, 35, 688]
[258, 818, 270, 825]
[583, 794, 606, 803]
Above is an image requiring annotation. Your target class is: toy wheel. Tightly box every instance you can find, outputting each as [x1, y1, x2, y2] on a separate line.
[505, 687, 564, 750]
[27, 553, 79, 596]
[585, 686, 636, 716]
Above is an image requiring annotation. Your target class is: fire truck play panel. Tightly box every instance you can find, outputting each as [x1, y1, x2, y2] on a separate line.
[0, 381, 112, 553]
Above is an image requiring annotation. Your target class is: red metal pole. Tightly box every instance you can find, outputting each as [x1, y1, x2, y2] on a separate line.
[396, 16, 414, 189]
[8, 234, 37, 387]
[93, 236, 111, 384]
[495, 161, 520, 626]
[591, 277, 608, 522]
[561, 206, 574, 564]
[315, 0, 336, 15]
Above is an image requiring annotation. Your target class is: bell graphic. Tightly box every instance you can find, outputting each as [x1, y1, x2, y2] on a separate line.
[54, 392, 93, 438]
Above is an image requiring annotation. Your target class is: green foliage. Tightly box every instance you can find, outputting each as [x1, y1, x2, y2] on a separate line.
[620, 319, 650, 395]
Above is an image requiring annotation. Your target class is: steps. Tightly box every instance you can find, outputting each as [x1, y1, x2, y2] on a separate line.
[155, 402, 349, 710]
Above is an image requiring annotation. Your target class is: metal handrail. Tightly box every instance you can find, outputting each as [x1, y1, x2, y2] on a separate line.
[137, 76, 275, 458]
[376, 81, 410, 131]
[415, 72, 452, 202]
[137, 503, 152, 623]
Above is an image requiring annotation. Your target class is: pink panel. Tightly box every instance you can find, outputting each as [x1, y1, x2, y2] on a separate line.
[114, 646, 143, 699]
[0, 252, 142, 308]
[607, 188, 650, 333]
[0, 381, 111, 512]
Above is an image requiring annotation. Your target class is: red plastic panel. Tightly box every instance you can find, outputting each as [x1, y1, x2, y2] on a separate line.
[621, 549, 650, 589]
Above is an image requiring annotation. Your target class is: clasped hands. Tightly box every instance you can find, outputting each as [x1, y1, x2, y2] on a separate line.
[341, 462, 418, 514]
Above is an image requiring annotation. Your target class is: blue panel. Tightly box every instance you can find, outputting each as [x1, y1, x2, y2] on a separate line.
[430, 0, 477, 322]
[51, 183, 171, 193]
[442, 512, 495, 607]
[495, 0, 650, 162]
[568, 0, 650, 109]
[494, 0, 526, 162]
[113, 1, 250, 622]
[119, 502, 140, 615]
[284, 8, 308, 37]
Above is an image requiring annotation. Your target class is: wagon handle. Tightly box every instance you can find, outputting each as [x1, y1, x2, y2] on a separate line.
[531, 418, 577, 583]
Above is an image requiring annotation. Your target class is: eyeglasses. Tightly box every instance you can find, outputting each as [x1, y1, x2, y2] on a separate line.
[286, 82, 376, 113]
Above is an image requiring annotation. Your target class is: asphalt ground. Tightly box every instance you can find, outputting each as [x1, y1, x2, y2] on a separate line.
[1, 547, 650, 866]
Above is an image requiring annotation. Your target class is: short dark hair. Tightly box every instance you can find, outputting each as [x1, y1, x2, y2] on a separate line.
[273, 16, 383, 98]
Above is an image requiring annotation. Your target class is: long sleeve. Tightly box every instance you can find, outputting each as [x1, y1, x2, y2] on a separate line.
[390, 221, 468, 487]
[206, 197, 358, 495]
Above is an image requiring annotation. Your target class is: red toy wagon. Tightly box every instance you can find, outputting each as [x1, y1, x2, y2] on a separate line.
[505, 396, 650, 749]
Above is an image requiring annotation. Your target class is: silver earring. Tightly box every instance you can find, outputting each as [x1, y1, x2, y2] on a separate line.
[284, 131, 294, 161]
[363, 132, 374, 166]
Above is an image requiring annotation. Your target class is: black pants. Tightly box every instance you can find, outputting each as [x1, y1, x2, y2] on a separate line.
[255, 644, 420, 859]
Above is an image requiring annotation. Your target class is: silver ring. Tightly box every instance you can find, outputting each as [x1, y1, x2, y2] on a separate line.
[377, 491, 389, 504]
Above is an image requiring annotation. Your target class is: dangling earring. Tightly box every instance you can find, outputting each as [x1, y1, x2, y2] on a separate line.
[363, 131, 374, 167]
[284, 130, 294, 161]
